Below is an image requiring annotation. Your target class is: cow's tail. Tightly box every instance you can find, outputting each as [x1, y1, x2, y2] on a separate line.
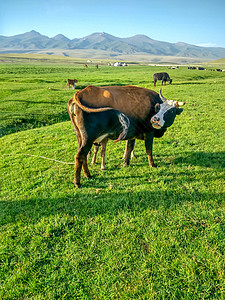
[72, 91, 113, 113]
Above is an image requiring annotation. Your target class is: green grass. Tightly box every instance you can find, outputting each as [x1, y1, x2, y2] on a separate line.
[0, 55, 225, 299]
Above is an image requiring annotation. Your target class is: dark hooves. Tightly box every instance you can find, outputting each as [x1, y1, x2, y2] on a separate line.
[73, 182, 82, 188]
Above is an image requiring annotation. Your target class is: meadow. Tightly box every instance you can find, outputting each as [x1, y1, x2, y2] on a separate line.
[0, 55, 224, 299]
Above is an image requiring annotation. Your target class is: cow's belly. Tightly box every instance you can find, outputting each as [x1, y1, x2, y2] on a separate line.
[94, 134, 109, 143]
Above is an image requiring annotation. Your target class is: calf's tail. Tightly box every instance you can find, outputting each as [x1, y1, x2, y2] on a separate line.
[113, 113, 130, 143]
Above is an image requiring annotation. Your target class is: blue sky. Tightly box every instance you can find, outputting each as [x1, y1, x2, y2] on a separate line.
[1, 0, 225, 47]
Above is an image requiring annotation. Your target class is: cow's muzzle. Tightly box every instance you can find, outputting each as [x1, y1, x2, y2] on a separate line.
[151, 116, 162, 129]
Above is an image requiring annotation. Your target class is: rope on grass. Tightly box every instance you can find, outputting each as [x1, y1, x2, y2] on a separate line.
[24, 154, 75, 165]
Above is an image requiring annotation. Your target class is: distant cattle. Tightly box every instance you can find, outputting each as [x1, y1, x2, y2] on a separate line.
[197, 67, 206, 70]
[153, 72, 172, 86]
[114, 62, 122, 67]
[216, 69, 222, 72]
[67, 85, 185, 187]
[96, 64, 99, 69]
[67, 79, 77, 90]
[84, 64, 88, 68]
[188, 67, 197, 70]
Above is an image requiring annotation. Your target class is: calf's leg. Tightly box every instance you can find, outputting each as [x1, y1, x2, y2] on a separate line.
[91, 144, 100, 165]
[74, 143, 92, 188]
[82, 157, 92, 178]
[100, 139, 108, 170]
[74, 153, 83, 188]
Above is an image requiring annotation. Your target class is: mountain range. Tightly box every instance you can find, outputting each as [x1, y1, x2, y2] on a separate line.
[0, 30, 225, 61]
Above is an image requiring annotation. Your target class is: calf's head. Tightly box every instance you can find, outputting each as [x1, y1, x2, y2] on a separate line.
[151, 90, 185, 129]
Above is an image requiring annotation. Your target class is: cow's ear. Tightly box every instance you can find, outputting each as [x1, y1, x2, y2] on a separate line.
[155, 103, 160, 113]
[176, 108, 183, 115]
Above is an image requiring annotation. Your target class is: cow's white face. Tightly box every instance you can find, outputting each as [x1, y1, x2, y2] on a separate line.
[151, 91, 185, 129]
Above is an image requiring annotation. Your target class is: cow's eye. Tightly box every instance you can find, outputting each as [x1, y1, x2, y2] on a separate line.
[155, 103, 160, 112]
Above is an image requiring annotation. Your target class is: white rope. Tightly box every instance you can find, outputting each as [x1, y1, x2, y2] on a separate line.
[24, 154, 74, 165]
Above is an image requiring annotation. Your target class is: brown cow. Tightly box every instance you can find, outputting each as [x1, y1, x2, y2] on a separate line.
[67, 79, 77, 90]
[84, 64, 88, 68]
[68, 85, 185, 187]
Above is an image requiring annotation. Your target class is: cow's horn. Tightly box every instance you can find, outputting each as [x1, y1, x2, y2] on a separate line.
[177, 101, 185, 106]
[159, 89, 167, 102]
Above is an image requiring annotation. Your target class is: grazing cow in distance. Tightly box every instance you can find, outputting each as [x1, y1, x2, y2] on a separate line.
[84, 64, 88, 68]
[197, 67, 206, 70]
[153, 72, 172, 86]
[67, 85, 185, 187]
[67, 79, 78, 90]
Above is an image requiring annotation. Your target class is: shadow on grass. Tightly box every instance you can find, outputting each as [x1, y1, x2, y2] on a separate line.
[1, 186, 223, 226]
[3, 99, 67, 105]
[174, 151, 225, 168]
[0, 110, 69, 137]
[1, 151, 224, 225]
[173, 82, 206, 86]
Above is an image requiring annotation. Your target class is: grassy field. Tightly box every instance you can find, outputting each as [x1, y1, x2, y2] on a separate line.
[0, 55, 225, 299]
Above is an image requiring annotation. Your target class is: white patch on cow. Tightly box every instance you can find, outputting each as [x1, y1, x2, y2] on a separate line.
[95, 134, 109, 143]
[118, 113, 130, 133]
[152, 100, 176, 128]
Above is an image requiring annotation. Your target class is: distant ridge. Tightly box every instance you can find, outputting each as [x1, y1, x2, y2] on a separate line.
[0, 30, 225, 60]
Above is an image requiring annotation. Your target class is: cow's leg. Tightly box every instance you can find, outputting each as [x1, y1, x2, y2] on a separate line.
[100, 138, 108, 171]
[67, 84, 69, 90]
[144, 132, 157, 167]
[124, 139, 135, 166]
[154, 80, 157, 87]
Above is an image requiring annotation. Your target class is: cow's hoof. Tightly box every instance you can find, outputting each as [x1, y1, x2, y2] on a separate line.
[151, 164, 158, 168]
[73, 182, 82, 188]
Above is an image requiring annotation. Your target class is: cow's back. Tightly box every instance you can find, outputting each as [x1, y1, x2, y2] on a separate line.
[154, 73, 163, 80]
[154, 72, 170, 80]
[78, 85, 158, 120]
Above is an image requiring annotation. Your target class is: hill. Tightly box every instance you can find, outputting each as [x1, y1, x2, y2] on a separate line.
[1, 30, 225, 62]
[206, 57, 225, 66]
